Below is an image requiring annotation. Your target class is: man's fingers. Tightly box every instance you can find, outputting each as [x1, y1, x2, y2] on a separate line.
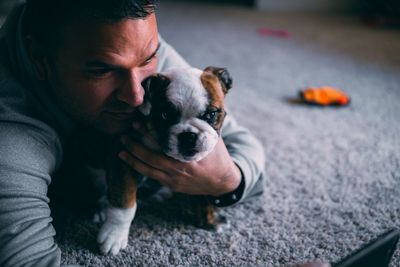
[141, 133, 160, 150]
[118, 151, 170, 185]
[132, 121, 147, 135]
[121, 137, 176, 170]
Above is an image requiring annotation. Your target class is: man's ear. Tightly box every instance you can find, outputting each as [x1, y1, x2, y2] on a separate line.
[25, 36, 51, 81]
[204, 66, 233, 94]
[139, 74, 170, 116]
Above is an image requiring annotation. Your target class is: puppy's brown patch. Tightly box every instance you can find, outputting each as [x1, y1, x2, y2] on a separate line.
[200, 72, 225, 109]
[107, 158, 138, 208]
[200, 72, 226, 130]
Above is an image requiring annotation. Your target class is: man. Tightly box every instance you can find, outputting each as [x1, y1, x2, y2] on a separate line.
[0, 0, 265, 266]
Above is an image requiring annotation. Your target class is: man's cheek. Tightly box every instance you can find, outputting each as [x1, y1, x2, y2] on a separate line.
[142, 59, 158, 77]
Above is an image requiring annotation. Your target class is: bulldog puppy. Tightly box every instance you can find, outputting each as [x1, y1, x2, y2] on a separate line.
[97, 66, 232, 255]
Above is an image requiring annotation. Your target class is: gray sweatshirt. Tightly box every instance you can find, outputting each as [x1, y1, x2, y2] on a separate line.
[0, 3, 265, 267]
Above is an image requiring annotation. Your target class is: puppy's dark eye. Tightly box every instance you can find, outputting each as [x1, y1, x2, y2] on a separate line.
[206, 111, 217, 121]
[154, 104, 180, 125]
[201, 110, 218, 124]
[161, 111, 168, 120]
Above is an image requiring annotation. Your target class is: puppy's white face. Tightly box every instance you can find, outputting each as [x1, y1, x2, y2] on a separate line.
[141, 66, 232, 162]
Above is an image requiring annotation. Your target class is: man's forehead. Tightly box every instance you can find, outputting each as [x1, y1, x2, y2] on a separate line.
[63, 15, 157, 46]
[57, 15, 159, 64]
[83, 41, 160, 68]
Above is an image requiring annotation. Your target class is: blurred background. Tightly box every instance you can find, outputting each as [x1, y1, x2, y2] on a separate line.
[179, 0, 400, 17]
[1, 0, 399, 266]
[1, 0, 400, 23]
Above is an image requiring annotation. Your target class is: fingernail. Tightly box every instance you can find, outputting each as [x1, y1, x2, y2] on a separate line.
[132, 122, 140, 129]
[118, 151, 127, 160]
[120, 135, 127, 144]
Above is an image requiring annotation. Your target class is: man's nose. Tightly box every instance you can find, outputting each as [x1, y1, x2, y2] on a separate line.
[116, 70, 144, 107]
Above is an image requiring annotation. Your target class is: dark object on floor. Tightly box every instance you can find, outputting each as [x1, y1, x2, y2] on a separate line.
[332, 228, 400, 267]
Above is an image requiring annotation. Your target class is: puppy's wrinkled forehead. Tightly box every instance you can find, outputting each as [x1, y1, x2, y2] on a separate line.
[164, 68, 209, 117]
[140, 66, 230, 119]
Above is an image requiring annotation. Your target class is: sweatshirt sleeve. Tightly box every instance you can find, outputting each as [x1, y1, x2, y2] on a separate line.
[221, 112, 266, 204]
[157, 35, 191, 72]
[0, 122, 63, 267]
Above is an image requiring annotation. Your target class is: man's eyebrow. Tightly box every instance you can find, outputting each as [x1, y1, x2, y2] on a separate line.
[84, 43, 160, 68]
[84, 60, 118, 69]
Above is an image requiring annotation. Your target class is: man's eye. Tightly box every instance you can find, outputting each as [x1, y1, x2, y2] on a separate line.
[87, 69, 112, 77]
[142, 55, 156, 66]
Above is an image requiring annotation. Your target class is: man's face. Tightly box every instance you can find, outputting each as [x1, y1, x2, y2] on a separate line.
[44, 14, 159, 134]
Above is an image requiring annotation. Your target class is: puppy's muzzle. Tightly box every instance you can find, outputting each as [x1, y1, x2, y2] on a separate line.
[178, 132, 199, 157]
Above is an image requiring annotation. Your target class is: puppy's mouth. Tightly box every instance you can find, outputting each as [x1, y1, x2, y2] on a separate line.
[162, 144, 200, 161]
[177, 132, 201, 157]
[181, 148, 199, 158]
[165, 150, 201, 162]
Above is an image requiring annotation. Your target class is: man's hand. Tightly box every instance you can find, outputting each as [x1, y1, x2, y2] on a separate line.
[118, 135, 241, 196]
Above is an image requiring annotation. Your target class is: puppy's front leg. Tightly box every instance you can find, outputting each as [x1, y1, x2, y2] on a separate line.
[97, 159, 137, 255]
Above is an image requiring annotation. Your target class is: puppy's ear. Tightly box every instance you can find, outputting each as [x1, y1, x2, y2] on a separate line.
[204, 66, 232, 94]
[140, 74, 170, 115]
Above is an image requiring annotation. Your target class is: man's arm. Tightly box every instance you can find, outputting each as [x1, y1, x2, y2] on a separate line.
[0, 122, 62, 267]
[218, 112, 265, 205]
[156, 35, 190, 72]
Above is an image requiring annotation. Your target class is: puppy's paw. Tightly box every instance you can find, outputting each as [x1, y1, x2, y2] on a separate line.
[215, 217, 231, 233]
[92, 196, 109, 223]
[97, 221, 130, 255]
[150, 186, 173, 203]
[97, 206, 137, 255]
[92, 210, 106, 224]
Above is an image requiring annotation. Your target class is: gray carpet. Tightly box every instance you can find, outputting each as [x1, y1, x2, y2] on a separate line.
[5, 0, 400, 266]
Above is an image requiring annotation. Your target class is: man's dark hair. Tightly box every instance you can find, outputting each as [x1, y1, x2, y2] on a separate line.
[24, 0, 158, 53]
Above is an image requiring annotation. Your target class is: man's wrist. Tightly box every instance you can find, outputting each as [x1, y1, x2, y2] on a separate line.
[213, 163, 242, 196]
[206, 166, 245, 207]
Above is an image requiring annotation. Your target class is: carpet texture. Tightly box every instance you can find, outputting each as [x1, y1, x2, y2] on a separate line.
[7, 0, 400, 266]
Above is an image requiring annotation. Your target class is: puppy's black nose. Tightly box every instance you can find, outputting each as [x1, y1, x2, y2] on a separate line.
[178, 132, 198, 147]
[178, 132, 198, 156]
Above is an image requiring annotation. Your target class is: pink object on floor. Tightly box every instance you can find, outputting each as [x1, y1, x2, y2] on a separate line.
[257, 27, 290, 38]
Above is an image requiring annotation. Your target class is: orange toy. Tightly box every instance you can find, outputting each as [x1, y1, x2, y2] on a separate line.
[299, 86, 350, 106]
